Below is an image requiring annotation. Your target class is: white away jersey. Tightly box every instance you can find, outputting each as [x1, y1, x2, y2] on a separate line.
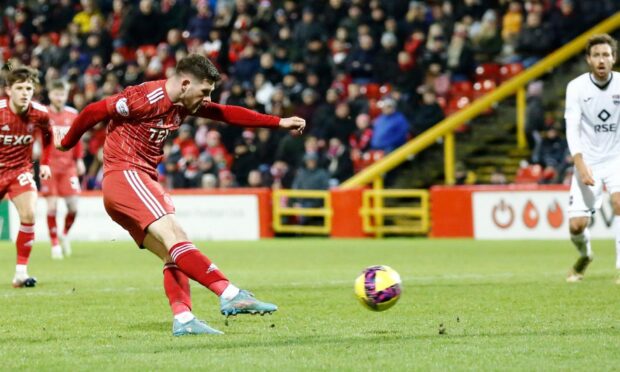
[565, 71, 620, 165]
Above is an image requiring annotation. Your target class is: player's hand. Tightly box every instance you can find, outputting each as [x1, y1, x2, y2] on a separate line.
[39, 165, 52, 180]
[279, 116, 306, 134]
[575, 160, 595, 186]
[53, 127, 70, 151]
[76, 159, 86, 176]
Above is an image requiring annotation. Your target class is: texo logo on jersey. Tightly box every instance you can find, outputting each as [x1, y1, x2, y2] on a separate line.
[0, 135, 34, 145]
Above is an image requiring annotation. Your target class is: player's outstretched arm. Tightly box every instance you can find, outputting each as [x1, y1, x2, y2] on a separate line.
[197, 102, 285, 129]
[57, 100, 110, 151]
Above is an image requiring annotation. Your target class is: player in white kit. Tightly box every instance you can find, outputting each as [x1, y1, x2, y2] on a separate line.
[564, 34, 620, 283]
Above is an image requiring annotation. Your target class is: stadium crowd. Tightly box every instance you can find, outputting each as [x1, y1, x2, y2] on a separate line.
[1, 0, 618, 190]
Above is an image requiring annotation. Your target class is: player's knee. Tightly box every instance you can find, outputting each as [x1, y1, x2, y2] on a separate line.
[173, 226, 189, 242]
[569, 219, 587, 235]
[611, 199, 620, 215]
[19, 212, 35, 224]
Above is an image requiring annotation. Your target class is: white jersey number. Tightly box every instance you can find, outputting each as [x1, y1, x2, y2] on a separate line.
[17, 172, 35, 187]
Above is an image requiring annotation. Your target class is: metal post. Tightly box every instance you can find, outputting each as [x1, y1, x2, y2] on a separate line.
[444, 131, 455, 185]
[516, 86, 527, 149]
[373, 177, 384, 238]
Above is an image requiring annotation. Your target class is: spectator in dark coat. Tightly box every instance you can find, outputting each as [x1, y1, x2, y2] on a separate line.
[323, 102, 356, 145]
[374, 32, 401, 84]
[311, 88, 339, 139]
[515, 12, 555, 68]
[324, 137, 354, 186]
[186, 0, 213, 42]
[411, 90, 445, 136]
[345, 34, 377, 83]
[231, 140, 259, 187]
[550, 0, 580, 47]
[121, 0, 163, 47]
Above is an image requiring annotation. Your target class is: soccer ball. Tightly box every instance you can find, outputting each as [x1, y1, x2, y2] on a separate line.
[354, 265, 402, 312]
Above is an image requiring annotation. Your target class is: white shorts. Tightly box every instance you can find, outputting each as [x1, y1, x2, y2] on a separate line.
[568, 158, 620, 218]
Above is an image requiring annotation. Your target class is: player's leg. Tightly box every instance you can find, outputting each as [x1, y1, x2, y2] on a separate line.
[604, 162, 620, 284]
[60, 194, 79, 257]
[610, 192, 620, 284]
[10, 190, 38, 288]
[146, 214, 278, 316]
[101, 170, 223, 335]
[566, 170, 601, 282]
[143, 234, 222, 336]
[566, 216, 592, 282]
[46, 196, 62, 259]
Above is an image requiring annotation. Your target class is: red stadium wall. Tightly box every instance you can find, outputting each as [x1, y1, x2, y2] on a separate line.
[430, 185, 615, 239]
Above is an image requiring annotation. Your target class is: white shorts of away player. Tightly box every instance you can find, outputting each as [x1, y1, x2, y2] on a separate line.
[568, 157, 620, 218]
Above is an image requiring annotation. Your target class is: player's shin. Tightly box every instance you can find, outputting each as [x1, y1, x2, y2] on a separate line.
[169, 241, 236, 296]
[64, 211, 77, 235]
[163, 263, 192, 317]
[613, 218, 620, 270]
[570, 228, 592, 258]
[47, 212, 59, 246]
[16, 223, 35, 266]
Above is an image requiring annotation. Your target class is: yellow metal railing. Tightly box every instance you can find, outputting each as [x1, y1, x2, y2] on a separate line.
[272, 189, 332, 234]
[341, 12, 620, 188]
[361, 188, 429, 237]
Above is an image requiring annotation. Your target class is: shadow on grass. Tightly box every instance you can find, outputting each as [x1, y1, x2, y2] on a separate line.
[138, 326, 620, 353]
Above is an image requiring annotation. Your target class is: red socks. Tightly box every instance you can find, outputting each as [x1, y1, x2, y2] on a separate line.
[47, 213, 59, 246]
[64, 212, 76, 235]
[169, 242, 229, 295]
[47, 211, 76, 244]
[16, 223, 35, 265]
[163, 263, 192, 315]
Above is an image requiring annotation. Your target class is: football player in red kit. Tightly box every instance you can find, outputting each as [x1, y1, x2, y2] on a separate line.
[42, 80, 85, 260]
[58, 54, 306, 336]
[0, 65, 53, 287]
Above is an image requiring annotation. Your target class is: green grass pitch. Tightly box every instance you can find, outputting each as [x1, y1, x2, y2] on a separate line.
[1, 238, 619, 371]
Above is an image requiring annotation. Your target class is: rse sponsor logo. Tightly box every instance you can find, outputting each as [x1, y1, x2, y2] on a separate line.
[613, 95, 620, 105]
[115, 98, 129, 116]
[0, 134, 33, 145]
[597, 109, 611, 122]
[594, 123, 617, 133]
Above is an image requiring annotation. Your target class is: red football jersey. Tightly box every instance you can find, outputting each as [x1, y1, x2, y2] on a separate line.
[103, 80, 186, 179]
[0, 99, 52, 179]
[102, 80, 280, 179]
[47, 105, 81, 173]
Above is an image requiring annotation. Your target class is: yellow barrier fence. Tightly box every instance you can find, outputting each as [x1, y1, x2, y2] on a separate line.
[272, 189, 332, 234]
[361, 188, 430, 237]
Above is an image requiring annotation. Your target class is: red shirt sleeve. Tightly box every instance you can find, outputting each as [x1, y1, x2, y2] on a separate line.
[39, 115, 53, 166]
[61, 100, 111, 149]
[73, 138, 83, 159]
[196, 102, 280, 128]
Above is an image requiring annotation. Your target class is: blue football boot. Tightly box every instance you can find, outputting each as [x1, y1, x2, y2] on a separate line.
[220, 290, 278, 316]
[172, 318, 224, 336]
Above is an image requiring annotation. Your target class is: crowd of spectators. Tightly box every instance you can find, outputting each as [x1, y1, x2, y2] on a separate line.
[1, 0, 618, 190]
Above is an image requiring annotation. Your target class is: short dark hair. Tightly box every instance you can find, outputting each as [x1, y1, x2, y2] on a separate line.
[48, 79, 68, 91]
[176, 54, 221, 82]
[586, 34, 618, 58]
[5, 65, 40, 87]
